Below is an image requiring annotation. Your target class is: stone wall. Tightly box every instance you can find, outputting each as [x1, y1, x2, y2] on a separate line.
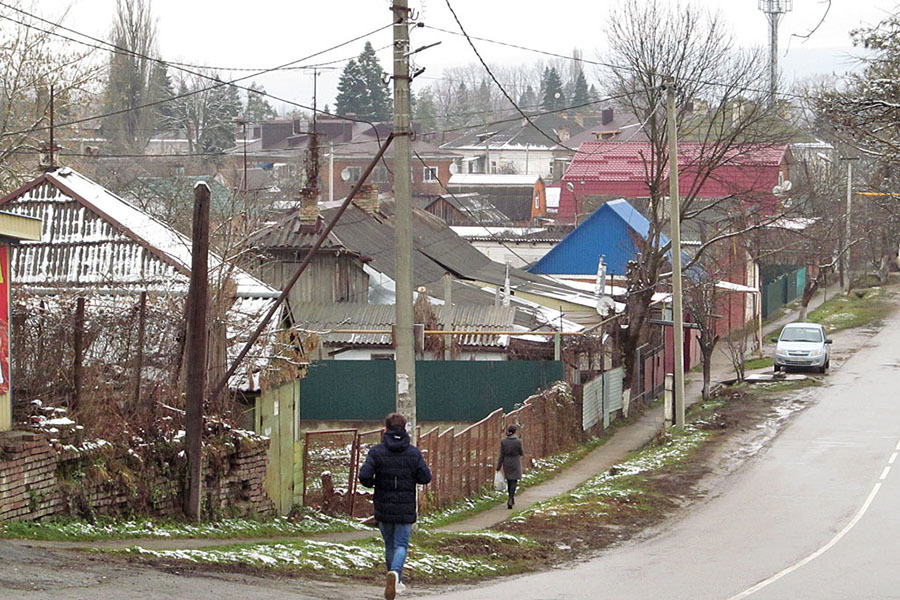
[0, 428, 275, 523]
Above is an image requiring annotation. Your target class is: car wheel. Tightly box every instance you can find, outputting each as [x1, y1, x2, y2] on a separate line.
[819, 365, 827, 374]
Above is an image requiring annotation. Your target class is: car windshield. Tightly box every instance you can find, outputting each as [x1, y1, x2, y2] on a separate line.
[780, 327, 823, 342]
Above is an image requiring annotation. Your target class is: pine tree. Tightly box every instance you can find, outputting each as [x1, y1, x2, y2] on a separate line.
[452, 82, 471, 127]
[571, 71, 590, 108]
[413, 88, 438, 133]
[476, 79, 492, 123]
[335, 42, 391, 121]
[357, 41, 391, 120]
[245, 83, 278, 122]
[540, 67, 566, 112]
[519, 85, 538, 111]
[335, 59, 367, 117]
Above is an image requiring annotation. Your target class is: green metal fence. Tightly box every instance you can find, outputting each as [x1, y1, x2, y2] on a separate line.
[299, 360, 564, 421]
[762, 266, 807, 318]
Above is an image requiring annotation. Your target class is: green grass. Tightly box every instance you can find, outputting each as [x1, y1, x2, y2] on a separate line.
[744, 356, 774, 370]
[0, 510, 364, 542]
[751, 377, 823, 393]
[807, 286, 893, 333]
[507, 425, 709, 525]
[122, 530, 541, 581]
[420, 416, 641, 528]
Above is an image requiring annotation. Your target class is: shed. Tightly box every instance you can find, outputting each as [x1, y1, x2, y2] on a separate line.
[447, 174, 545, 224]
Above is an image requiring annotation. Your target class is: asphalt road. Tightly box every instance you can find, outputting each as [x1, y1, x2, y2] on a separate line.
[427, 311, 900, 599]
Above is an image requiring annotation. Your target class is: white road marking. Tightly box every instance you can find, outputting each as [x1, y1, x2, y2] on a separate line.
[728, 443, 896, 600]
[896, 441, 900, 451]
[890, 453, 898, 465]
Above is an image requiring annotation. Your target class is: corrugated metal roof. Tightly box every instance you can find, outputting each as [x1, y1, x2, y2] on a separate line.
[0, 168, 280, 391]
[292, 302, 516, 348]
[448, 174, 541, 186]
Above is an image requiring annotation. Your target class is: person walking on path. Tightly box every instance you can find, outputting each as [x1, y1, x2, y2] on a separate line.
[497, 424, 524, 509]
[359, 412, 432, 600]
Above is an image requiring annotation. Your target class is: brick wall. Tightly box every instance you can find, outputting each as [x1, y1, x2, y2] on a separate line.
[0, 429, 275, 523]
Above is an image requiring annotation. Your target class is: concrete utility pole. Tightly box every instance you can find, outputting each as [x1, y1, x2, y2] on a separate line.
[392, 0, 417, 438]
[758, 0, 793, 106]
[184, 181, 210, 520]
[842, 156, 860, 293]
[665, 78, 686, 429]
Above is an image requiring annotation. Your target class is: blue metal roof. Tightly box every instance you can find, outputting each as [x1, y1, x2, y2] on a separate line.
[529, 199, 669, 276]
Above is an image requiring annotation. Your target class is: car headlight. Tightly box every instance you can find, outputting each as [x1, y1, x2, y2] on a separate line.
[775, 349, 789, 357]
[808, 348, 824, 358]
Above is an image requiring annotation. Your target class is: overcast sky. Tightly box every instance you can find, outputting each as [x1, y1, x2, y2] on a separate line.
[53, 0, 899, 114]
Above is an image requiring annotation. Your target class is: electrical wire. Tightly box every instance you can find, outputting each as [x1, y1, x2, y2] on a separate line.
[413, 151, 535, 267]
[442, 0, 579, 153]
[423, 23, 814, 102]
[0, 4, 392, 138]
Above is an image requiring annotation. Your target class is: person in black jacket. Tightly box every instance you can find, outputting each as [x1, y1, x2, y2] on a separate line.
[496, 424, 524, 509]
[359, 412, 432, 600]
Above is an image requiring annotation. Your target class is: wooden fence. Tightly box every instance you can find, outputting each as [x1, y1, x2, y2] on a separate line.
[301, 382, 578, 517]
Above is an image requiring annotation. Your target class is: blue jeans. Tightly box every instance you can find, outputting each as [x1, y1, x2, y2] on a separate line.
[378, 521, 413, 580]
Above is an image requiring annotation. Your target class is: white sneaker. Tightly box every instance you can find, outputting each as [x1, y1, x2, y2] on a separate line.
[385, 570, 398, 600]
[397, 579, 407, 594]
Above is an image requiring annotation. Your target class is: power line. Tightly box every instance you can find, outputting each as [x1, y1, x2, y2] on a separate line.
[442, 0, 577, 152]
[424, 23, 813, 102]
[0, 5, 391, 138]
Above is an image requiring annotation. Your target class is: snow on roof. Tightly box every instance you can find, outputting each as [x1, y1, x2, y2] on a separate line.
[451, 226, 547, 238]
[449, 174, 541, 186]
[546, 186, 560, 209]
[716, 280, 759, 293]
[48, 168, 275, 297]
[766, 217, 816, 231]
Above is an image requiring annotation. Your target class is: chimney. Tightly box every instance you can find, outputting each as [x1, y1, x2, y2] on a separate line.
[299, 187, 319, 228]
[354, 184, 380, 216]
[601, 108, 614, 125]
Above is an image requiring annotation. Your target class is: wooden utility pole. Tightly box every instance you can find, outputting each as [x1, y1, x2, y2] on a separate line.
[184, 182, 210, 520]
[133, 290, 147, 410]
[665, 78, 686, 429]
[72, 296, 84, 412]
[393, 0, 417, 438]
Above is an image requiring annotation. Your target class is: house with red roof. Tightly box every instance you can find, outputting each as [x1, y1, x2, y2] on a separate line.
[558, 141, 793, 224]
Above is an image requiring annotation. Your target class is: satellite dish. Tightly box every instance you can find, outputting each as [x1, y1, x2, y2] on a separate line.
[340, 167, 351, 182]
[781, 180, 792, 192]
[565, 181, 574, 192]
[596, 296, 616, 316]
[449, 162, 459, 174]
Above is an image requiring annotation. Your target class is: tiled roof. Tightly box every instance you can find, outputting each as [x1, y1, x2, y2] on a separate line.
[559, 141, 790, 220]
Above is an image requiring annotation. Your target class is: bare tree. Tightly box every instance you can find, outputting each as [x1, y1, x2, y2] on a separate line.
[0, 1, 99, 192]
[599, 0, 787, 386]
[813, 11, 900, 282]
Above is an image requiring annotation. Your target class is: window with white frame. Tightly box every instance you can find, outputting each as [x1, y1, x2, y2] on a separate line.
[423, 166, 438, 182]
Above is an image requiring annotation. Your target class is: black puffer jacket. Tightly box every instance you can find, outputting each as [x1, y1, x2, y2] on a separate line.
[358, 427, 432, 523]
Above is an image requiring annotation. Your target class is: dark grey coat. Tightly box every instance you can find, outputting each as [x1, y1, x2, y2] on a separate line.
[496, 434, 523, 480]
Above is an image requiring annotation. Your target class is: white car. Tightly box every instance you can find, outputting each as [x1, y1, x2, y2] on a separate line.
[773, 322, 832, 374]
